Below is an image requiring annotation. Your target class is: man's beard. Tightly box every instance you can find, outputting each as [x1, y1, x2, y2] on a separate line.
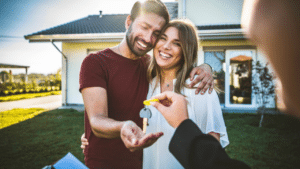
[126, 24, 152, 57]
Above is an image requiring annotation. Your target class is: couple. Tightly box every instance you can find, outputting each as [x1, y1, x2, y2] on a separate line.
[79, 0, 228, 168]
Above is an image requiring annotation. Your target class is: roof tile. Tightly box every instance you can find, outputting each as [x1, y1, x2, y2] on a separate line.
[25, 2, 178, 36]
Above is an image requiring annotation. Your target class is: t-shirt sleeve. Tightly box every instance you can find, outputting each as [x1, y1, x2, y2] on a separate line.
[79, 53, 108, 92]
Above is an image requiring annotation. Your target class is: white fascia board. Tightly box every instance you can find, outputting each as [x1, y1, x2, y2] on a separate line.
[25, 33, 125, 42]
[198, 29, 246, 40]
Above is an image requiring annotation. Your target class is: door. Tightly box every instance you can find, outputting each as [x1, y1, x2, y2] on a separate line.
[225, 50, 256, 108]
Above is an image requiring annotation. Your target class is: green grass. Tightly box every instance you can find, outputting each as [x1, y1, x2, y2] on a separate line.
[223, 113, 300, 169]
[0, 109, 84, 169]
[0, 111, 299, 169]
[0, 91, 61, 102]
[0, 108, 45, 129]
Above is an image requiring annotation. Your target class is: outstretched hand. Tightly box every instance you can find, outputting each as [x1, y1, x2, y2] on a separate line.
[150, 91, 189, 128]
[120, 121, 163, 152]
[189, 64, 214, 95]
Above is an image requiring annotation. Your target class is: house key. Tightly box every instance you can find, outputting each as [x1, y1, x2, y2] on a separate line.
[140, 99, 159, 133]
[139, 107, 152, 133]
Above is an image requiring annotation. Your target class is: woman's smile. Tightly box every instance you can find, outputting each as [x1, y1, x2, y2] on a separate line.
[154, 26, 183, 70]
[159, 51, 172, 59]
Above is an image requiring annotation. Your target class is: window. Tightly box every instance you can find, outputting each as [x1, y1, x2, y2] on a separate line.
[204, 49, 257, 108]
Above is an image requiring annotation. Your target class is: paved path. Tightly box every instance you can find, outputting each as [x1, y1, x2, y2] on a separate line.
[0, 95, 62, 112]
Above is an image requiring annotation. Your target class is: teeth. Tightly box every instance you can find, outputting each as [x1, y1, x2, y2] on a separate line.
[160, 52, 171, 58]
[137, 41, 147, 48]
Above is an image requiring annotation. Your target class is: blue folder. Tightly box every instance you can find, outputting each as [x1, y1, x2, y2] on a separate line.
[53, 152, 88, 169]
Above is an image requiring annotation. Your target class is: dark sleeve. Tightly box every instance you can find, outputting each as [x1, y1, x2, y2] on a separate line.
[79, 53, 108, 92]
[169, 119, 250, 169]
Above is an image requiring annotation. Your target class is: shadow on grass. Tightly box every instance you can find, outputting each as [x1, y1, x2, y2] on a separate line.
[0, 108, 84, 169]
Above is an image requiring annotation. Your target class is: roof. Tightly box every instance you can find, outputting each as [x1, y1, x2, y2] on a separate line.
[28, 14, 128, 36]
[24, 2, 244, 42]
[0, 63, 30, 69]
[25, 2, 178, 38]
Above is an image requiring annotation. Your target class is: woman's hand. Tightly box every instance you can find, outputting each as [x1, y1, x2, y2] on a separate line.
[80, 133, 88, 153]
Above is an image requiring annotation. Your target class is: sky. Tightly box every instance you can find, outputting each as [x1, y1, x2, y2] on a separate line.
[0, 0, 174, 75]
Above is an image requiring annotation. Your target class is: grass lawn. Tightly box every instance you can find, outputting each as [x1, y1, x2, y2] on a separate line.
[0, 91, 61, 102]
[0, 109, 84, 169]
[0, 109, 299, 169]
[224, 113, 300, 168]
[0, 108, 45, 129]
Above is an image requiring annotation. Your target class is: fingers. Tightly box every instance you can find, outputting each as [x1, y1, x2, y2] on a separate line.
[81, 144, 86, 150]
[81, 139, 89, 145]
[194, 75, 209, 94]
[189, 71, 205, 89]
[151, 92, 188, 128]
[191, 72, 214, 95]
[151, 91, 169, 101]
[139, 132, 163, 145]
[150, 91, 175, 111]
[189, 67, 198, 81]
[128, 132, 164, 152]
[197, 76, 214, 95]
[208, 81, 215, 94]
[80, 133, 88, 154]
[151, 101, 168, 114]
[189, 64, 214, 94]
[81, 133, 85, 141]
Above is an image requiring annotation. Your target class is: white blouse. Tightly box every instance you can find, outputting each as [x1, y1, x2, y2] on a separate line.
[143, 77, 229, 169]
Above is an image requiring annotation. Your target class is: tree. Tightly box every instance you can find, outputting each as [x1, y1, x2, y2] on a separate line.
[55, 68, 62, 90]
[252, 61, 276, 127]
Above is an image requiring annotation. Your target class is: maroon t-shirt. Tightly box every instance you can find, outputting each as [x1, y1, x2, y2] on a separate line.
[79, 48, 149, 169]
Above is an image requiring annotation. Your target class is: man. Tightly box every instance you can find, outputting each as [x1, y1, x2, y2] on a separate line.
[79, 0, 214, 168]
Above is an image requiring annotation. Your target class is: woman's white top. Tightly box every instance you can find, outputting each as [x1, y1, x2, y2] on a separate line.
[143, 77, 229, 169]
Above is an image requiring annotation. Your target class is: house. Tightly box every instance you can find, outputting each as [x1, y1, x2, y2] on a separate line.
[24, 1, 277, 113]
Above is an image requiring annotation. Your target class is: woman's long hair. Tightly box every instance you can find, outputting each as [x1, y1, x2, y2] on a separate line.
[147, 19, 199, 94]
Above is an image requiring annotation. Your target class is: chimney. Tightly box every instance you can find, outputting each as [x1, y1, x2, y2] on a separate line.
[99, 10, 102, 18]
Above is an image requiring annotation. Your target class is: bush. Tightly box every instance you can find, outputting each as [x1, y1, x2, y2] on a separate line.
[0, 82, 61, 96]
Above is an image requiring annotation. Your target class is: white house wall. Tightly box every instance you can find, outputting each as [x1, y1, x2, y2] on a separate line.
[178, 0, 244, 25]
[62, 42, 119, 105]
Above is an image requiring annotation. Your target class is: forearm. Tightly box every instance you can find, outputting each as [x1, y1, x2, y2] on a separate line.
[89, 115, 125, 139]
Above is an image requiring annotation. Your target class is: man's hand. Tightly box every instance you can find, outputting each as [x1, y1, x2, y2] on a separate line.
[150, 91, 188, 128]
[189, 64, 214, 95]
[120, 121, 163, 152]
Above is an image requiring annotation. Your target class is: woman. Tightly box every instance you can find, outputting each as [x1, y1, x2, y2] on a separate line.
[81, 19, 229, 168]
[143, 19, 228, 169]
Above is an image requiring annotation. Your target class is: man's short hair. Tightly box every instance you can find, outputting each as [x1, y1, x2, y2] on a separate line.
[130, 0, 170, 24]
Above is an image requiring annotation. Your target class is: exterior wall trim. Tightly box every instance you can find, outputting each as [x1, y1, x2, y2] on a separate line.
[25, 33, 125, 42]
[198, 29, 245, 40]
